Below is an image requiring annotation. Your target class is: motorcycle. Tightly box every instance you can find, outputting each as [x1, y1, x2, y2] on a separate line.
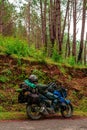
[17, 82, 73, 120]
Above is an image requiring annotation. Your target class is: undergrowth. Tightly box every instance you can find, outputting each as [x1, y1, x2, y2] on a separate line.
[0, 35, 86, 67]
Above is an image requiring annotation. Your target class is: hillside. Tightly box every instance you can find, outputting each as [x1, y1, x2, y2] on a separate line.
[0, 54, 87, 113]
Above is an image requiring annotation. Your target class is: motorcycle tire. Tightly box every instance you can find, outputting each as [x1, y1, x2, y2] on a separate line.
[26, 104, 42, 120]
[61, 103, 73, 118]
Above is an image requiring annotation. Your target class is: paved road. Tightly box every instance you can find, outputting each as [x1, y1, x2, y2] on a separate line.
[0, 117, 87, 130]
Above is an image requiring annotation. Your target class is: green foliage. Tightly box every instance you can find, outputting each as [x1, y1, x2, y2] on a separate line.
[0, 35, 30, 57]
[32, 69, 50, 83]
[59, 67, 66, 75]
[5, 38, 30, 57]
[51, 43, 64, 63]
[66, 56, 76, 66]
[0, 106, 5, 112]
[17, 73, 26, 80]
[0, 75, 9, 83]
[28, 45, 46, 63]
[52, 50, 63, 63]
[79, 97, 87, 112]
[0, 36, 46, 64]
[69, 90, 87, 113]
[0, 35, 86, 68]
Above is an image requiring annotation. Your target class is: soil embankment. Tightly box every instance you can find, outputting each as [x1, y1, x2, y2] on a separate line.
[0, 54, 87, 112]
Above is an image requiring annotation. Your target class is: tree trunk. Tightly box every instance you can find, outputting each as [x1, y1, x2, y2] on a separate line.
[78, 0, 86, 63]
[27, 2, 31, 46]
[0, 0, 4, 34]
[24, 1, 31, 46]
[49, 0, 56, 56]
[61, 0, 69, 44]
[72, 0, 77, 60]
[84, 32, 87, 65]
[43, 0, 47, 52]
[56, 0, 62, 54]
[67, 1, 71, 57]
[40, 0, 44, 44]
[40, 0, 47, 52]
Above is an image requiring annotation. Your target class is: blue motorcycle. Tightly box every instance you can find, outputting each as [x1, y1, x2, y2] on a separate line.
[18, 82, 73, 120]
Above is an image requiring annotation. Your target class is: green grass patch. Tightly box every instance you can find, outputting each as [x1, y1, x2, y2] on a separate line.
[0, 112, 26, 120]
[74, 110, 87, 117]
[0, 110, 87, 120]
[0, 75, 9, 83]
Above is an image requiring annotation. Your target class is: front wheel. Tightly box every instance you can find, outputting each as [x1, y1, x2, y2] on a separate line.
[61, 103, 73, 118]
[26, 104, 42, 120]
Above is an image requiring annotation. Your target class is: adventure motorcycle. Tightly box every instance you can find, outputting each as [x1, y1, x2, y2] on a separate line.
[17, 82, 73, 120]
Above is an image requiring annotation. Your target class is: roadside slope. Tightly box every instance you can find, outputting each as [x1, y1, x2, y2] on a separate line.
[0, 54, 87, 113]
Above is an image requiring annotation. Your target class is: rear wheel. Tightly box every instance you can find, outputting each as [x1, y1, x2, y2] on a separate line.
[61, 103, 73, 118]
[26, 104, 42, 120]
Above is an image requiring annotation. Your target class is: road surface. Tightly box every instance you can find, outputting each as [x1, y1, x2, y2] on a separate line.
[0, 116, 87, 130]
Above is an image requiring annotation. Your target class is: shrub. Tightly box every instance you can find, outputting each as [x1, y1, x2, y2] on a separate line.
[0, 35, 46, 63]
[66, 56, 76, 66]
[52, 50, 62, 62]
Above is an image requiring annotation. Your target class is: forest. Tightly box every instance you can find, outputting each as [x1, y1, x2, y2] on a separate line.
[0, 0, 87, 65]
[0, 0, 87, 119]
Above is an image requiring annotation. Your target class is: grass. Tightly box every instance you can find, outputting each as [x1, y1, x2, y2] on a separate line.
[0, 75, 9, 83]
[0, 112, 26, 120]
[74, 111, 87, 117]
[0, 110, 87, 120]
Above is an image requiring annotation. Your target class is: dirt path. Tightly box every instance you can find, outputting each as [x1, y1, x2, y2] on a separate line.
[0, 116, 87, 130]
